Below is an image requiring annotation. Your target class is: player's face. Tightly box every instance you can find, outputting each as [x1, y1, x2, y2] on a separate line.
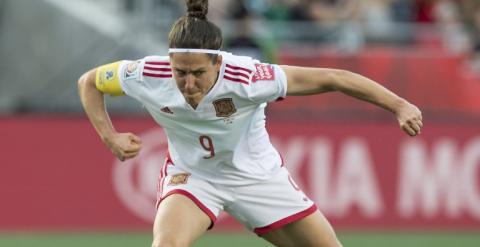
[170, 53, 222, 107]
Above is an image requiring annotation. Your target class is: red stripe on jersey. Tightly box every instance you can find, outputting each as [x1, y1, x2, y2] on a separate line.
[144, 66, 172, 72]
[225, 69, 250, 79]
[143, 72, 172, 78]
[226, 64, 252, 74]
[146, 61, 170, 65]
[224, 75, 249, 85]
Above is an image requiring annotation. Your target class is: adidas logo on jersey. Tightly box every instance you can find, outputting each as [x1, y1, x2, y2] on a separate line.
[161, 107, 174, 114]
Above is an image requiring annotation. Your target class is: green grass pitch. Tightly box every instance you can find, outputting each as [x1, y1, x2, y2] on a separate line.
[0, 231, 479, 247]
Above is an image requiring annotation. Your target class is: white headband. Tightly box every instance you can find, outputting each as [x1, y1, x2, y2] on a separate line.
[169, 48, 221, 54]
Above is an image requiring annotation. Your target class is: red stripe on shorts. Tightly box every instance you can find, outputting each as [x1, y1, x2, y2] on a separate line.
[253, 204, 317, 235]
[160, 189, 216, 229]
[156, 156, 173, 209]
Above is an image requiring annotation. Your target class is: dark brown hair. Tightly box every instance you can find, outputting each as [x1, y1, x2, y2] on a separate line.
[168, 0, 222, 50]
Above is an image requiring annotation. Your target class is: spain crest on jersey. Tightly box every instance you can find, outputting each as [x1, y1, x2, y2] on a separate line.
[213, 98, 237, 117]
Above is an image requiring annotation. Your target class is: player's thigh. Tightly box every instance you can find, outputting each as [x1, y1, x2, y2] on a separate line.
[152, 194, 211, 247]
[260, 210, 342, 247]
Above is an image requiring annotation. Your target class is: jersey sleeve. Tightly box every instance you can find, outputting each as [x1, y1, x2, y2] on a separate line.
[117, 60, 145, 101]
[246, 63, 288, 104]
[95, 59, 145, 100]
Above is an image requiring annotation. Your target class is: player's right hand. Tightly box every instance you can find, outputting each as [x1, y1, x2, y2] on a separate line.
[103, 132, 142, 161]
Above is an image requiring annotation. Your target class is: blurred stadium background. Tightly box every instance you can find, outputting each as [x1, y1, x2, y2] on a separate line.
[1, 0, 480, 246]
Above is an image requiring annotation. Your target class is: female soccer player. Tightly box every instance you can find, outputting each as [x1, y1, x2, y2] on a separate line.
[78, 0, 422, 246]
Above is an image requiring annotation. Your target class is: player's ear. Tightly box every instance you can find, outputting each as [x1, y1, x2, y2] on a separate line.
[215, 55, 223, 71]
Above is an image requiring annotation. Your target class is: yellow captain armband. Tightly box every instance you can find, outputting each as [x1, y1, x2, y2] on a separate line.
[95, 61, 125, 96]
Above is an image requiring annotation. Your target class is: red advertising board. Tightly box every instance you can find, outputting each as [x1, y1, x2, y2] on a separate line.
[1, 117, 479, 230]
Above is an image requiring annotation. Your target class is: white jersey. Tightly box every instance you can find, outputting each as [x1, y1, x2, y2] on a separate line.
[117, 52, 288, 185]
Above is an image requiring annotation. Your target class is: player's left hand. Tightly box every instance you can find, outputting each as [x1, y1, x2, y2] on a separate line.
[395, 101, 423, 137]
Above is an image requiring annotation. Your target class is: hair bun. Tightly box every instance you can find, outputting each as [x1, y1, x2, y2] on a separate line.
[186, 0, 208, 19]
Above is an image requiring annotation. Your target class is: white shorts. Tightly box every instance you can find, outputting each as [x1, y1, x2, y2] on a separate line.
[156, 163, 317, 235]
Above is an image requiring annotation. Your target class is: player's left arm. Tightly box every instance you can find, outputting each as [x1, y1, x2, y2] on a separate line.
[280, 65, 423, 136]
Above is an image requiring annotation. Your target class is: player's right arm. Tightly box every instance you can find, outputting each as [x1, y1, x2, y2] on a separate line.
[77, 63, 142, 161]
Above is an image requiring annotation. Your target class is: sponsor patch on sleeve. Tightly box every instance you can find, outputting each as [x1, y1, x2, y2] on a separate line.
[122, 60, 141, 80]
[252, 63, 275, 82]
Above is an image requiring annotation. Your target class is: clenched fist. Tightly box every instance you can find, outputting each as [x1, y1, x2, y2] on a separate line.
[103, 132, 143, 161]
[395, 101, 423, 137]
